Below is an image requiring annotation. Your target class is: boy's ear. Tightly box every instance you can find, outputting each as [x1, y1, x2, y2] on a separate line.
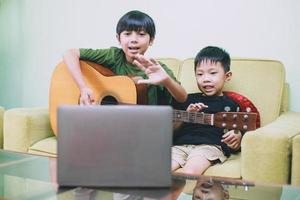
[149, 37, 155, 46]
[116, 34, 121, 44]
[225, 71, 232, 82]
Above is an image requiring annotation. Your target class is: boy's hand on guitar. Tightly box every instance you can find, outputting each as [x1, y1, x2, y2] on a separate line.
[132, 54, 169, 85]
[221, 130, 242, 151]
[80, 87, 95, 105]
[186, 103, 208, 112]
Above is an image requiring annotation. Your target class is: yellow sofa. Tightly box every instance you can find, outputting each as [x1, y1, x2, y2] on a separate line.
[292, 134, 300, 186]
[3, 58, 300, 185]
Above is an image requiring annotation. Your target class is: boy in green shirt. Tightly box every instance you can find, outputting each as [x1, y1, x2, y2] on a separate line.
[63, 10, 187, 105]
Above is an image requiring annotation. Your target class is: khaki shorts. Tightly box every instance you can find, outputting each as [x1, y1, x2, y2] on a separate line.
[172, 144, 227, 167]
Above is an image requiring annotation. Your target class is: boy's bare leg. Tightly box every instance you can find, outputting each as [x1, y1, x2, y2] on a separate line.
[179, 156, 212, 175]
[172, 160, 181, 171]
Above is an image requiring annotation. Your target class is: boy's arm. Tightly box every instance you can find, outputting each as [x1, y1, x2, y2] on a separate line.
[63, 48, 95, 105]
[162, 77, 187, 103]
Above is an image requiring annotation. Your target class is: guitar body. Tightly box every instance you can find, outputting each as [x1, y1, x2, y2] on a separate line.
[49, 61, 137, 135]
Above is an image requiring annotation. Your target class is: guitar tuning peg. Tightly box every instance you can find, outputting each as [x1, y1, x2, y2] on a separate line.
[232, 124, 237, 129]
[243, 125, 248, 130]
[224, 106, 231, 112]
[246, 107, 251, 112]
[222, 123, 227, 128]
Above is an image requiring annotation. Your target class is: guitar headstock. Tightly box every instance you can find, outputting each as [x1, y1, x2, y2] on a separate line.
[214, 112, 257, 131]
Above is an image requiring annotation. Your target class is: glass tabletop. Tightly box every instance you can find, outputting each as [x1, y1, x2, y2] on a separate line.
[0, 150, 300, 200]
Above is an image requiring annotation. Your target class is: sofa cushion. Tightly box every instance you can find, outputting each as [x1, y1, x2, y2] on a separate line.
[4, 107, 54, 152]
[204, 154, 241, 178]
[28, 136, 57, 157]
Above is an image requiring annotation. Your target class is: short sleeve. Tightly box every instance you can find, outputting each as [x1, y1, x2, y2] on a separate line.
[79, 47, 122, 68]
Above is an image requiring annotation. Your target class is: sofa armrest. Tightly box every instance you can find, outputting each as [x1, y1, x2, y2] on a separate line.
[292, 134, 300, 186]
[241, 111, 300, 184]
[3, 107, 54, 152]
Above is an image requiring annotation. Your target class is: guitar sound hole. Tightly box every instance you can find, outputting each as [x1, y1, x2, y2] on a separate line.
[101, 96, 118, 105]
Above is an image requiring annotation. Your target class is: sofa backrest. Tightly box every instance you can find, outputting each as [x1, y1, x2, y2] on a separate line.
[159, 58, 286, 127]
[157, 58, 182, 78]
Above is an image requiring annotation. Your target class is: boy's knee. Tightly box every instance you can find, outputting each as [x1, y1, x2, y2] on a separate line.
[182, 166, 205, 175]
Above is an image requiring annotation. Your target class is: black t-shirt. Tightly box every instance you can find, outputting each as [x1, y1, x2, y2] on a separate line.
[173, 93, 240, 157]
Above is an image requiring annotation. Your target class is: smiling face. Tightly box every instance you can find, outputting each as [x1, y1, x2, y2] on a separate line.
[117, 30, 153, 63]
[193, 180, 229, 200]
[195, 59, 232, 96]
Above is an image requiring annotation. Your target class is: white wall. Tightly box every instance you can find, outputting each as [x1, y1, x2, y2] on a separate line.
[0, 0, 299, 111]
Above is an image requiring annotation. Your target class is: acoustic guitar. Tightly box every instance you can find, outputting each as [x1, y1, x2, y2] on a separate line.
[49, 61, 257, 135]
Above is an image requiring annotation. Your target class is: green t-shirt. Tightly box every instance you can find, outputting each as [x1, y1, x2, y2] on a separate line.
[79, 47, 178, 105]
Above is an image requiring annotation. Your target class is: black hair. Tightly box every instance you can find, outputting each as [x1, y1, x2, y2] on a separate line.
[194, 46, 231, 72]
[116, 10, 156, 39]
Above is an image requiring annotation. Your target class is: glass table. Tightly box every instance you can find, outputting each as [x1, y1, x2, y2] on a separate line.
[0, 150, 300, 200]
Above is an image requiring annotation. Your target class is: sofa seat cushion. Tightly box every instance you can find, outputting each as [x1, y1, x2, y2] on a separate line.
[28, 136, 57, 157]
[204, 154, 241, 178]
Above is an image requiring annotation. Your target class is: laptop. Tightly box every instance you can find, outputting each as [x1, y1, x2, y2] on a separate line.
[57, 105, 173, 187]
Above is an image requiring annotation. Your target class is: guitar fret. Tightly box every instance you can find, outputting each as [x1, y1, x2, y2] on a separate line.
[204, 114, 213, 125]
[188, 112, 196, 123]
[173, 110, 209, 125]
[195, 112, 204, 124]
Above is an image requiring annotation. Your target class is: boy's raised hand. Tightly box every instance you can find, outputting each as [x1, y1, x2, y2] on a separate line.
[221, 130, 242, 151]
[132, 54, 169, 85]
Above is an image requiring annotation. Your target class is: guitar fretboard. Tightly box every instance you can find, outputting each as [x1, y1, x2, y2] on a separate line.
[173, 110, 213, 125]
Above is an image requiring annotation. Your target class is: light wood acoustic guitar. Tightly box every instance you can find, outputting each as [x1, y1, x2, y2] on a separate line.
[49, 61, 257, 135]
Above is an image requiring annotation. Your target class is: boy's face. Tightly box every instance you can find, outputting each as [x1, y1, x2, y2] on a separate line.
[117, 30, 154, 63]
[193, 180, 229, 200]
[195, 60, 232, 96]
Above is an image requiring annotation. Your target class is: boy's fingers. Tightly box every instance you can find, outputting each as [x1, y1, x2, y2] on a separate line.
[226, 137, 236, 144]
[135, 54, 152, 66]
[137, 79, 150, 84]
[222, 131, 230, 138]
[149, 58, 159, 65]
[133, 60, 146, 71]
[222, 134, 234, 143]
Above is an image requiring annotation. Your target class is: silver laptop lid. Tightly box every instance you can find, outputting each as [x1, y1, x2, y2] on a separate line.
[57, 105, 172, 187]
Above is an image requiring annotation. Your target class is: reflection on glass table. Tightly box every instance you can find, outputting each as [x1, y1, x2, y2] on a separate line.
[1, 150, 300, 200]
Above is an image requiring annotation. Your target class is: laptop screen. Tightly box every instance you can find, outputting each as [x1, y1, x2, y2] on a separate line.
[57, 105, 173, 187]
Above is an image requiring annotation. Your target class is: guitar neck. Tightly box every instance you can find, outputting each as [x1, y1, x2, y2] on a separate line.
[173, 109, 257, 131]
[173, 109, 213, 126]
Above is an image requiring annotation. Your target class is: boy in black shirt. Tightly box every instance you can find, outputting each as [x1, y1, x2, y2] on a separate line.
[172, 46, 242, 175]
